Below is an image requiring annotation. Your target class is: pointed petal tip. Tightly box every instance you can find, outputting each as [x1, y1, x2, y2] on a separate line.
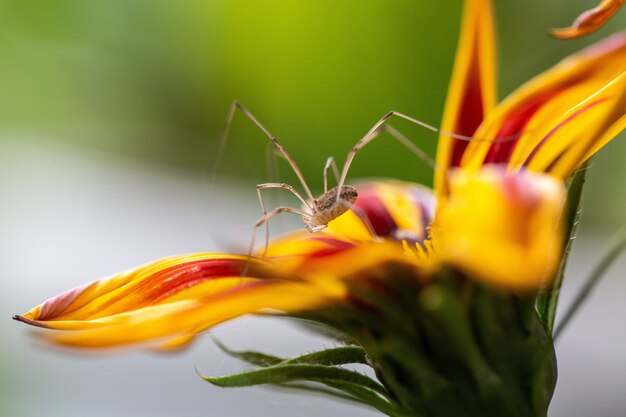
[14, 314, 58, 330]
[549, 27, 587, 40]
[550, 0, 626, 40]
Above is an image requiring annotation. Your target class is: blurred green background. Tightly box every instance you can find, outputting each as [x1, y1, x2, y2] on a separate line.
[0, 0, 624, 222]
[1, 2, 626, 417]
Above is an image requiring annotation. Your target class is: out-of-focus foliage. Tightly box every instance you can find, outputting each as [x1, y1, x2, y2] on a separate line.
[0, 0, 624, 223]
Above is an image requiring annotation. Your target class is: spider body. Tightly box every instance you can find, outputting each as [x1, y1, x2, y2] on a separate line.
[213, 100, 486, 256]
[305, 185, 358, 230]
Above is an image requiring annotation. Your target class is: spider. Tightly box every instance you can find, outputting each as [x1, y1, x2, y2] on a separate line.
[211, 101, 513, 256]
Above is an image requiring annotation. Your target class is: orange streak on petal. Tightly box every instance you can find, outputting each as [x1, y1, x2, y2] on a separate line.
[461, 33, 626, 173]
[19, 254, 269, 323]
[544, 71, 626, 177]
[551, 0, 626, 40]
[42, 279, 340, 349]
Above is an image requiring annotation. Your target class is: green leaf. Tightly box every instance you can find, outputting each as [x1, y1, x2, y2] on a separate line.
[200, 363, 388, 395]
[213, 338, 283, 367]
[210, 340, 405, 415]
[536, 162, 588, 332]
[214, 338, 369, 367]
[282, 346, 368, 366]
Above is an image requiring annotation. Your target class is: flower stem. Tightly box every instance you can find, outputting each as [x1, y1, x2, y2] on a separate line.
[536, 162, 588, 332]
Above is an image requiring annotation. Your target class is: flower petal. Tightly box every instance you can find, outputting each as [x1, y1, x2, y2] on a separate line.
[434, 167, 565, 290]
[460, 33, 626, 175]
[551, 0, 625, 40]
[15, 254, 338, 348]
[264, 232, 422, 279]
[18, 254, 265, 325]
[17, 235, 424, 349]
[435, 0, 497, 196]
[325, 181, 435, 244]
[525, 70, 626, 177]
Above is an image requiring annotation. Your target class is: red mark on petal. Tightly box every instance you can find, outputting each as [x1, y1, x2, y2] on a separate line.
[37, 282, 94, 320]
[451, 47, 484, 167]
[353, 191, 397, 237]
[483, 91, 557, 164]
[523, 97, 611, 167]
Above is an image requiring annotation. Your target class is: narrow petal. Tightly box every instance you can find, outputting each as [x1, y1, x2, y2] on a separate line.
[33, 281, 342, 349]
[18, 254, 265, 325]
[265, 233, 420, 278]
[525, 70, 626, 177]
[551, 0, 625, 40]
[460, 33, 626, 175]
[17, 234, 424, 349]
[15, 254, 335, 348]
[435, 0, 497, 197]
[434, 167, 565, 290]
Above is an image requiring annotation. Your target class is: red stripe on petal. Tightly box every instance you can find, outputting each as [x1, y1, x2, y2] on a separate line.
[37, 282, 94, 320]
[451, 48, 484, 167]
[307, 237, 357, 259]
[309, 236, 358, 249]
[143, 258, 254, 305]
[352, 192, 397, 237]
[523, 96, 611, 166]
[483, 91, 557, 164]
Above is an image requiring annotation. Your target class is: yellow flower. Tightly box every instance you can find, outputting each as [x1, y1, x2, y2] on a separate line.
[15, 0, 626, 350]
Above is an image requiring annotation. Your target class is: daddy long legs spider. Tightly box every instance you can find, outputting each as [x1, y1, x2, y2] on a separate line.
[211, 100, 516, 256]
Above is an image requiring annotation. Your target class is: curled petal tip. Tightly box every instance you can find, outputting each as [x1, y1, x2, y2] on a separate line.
[551, 0, 626, 40]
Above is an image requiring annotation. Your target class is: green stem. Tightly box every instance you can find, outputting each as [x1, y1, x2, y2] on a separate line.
[536, 162, 588, 332]
[554, 226, 626, 340]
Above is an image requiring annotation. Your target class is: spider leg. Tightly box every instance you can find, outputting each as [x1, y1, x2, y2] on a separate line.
[249, 206, 312, 258]
[255, 183, 313, 254]
[212, 100, 315, 201]
[322, 156, 341, 193]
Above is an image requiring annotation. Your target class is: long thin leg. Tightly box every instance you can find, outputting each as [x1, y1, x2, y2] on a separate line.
[380, 124, 436, 169]
[256, 183, 313, 253]
[265, 143, 282, 185]
[211, 100, 315, 201]
[336, 110, 523, 195]
[249, 206, 312, 257]
[335, 111, 450, 193]
[323, 157, 340, 193]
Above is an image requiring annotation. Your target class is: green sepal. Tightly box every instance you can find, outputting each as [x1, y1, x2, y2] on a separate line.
[209, 339, 402, 415]
[536, 161, 588, 332]
[214, 339, 368, 367]
[200, 363, 387, 395]
[213, 338, 282, 367]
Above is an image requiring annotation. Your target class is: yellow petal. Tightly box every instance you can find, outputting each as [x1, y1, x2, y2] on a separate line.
[434, 167, 565, 290]
[551, 0, 625, 40]
[526, 70, 626, 177]
[37, 280, 340, 349]
[17, 233, 425, 349]
[435, 0, 497, 197]
[15, 254, 329, 348]
[335, 181, 435, 243]
[460, 33, 626, 175]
